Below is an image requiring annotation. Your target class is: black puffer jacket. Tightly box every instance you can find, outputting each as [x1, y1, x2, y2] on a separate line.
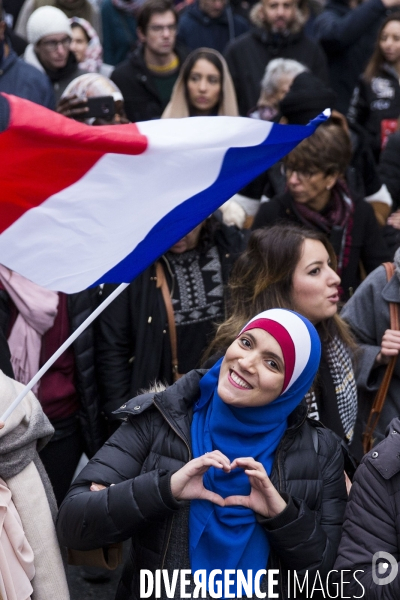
[334, 417, 400, 598]
[57, 370, 347, 600]
[0, 289, 104, 457]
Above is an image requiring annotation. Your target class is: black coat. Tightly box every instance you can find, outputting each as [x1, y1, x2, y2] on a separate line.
[224, 26, 328, 116]
[176, 2, 249, 54]
[334, 417, 400, 598]
[348, 65, 400, 161]
[0, 289, 105, 457]
[111, 45, 187, 122]
[312, 0, 389, 114]
[379, 129, 400, 209]
[96, 222, 245, 420]
[252, 190, 391, 300]
[57, 369, 347, 600]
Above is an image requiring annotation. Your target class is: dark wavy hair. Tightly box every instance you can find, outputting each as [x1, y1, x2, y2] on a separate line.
[206, 223, 354, 358]
[364, 12, 400, 82]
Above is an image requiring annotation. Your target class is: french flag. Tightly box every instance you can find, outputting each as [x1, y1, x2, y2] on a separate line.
[0, 93, 327, 293]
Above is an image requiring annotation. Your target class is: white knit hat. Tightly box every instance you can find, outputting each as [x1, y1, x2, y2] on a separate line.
[26, 6, 73, 45]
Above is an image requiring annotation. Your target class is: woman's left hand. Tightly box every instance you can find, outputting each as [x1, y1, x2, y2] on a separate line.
[224, 457, 287, 518]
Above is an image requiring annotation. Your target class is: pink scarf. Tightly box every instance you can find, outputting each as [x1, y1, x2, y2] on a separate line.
[0, 267, 59, 393]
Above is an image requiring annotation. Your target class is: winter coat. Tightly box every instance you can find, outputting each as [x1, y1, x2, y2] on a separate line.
[56, 369, 347, 600]
[379, 129, 400, 209]
[101, 0, 137, 66]
[334, 417, 400, 598]
[177, 2, 249, 54]
[252, 190, 391, 300]
[224, 5, 328, 116]
[340, 265, 400, 455]
[96, 222, 245, 420]
[348, 65, 400, 161]
[0, 289, 105, 458]
[111, 45, 188, 122]
[312, 0, 389, 114]
[0, 45, 55, 109]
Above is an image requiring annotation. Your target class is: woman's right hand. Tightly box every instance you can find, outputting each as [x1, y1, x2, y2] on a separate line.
[375, 329, 400, 365]
[170, 450, 231, 506]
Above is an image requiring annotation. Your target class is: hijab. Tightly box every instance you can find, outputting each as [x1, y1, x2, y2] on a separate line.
[190, 308, 321, 597]
[70, 17, 103, 73]
[162, 48, 238, 118]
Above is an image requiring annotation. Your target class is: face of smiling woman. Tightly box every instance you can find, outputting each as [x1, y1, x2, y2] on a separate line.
[217, 328, 285, 408]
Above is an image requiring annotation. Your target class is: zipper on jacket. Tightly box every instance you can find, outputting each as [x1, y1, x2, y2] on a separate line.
[152, 397, 192, 570]
[153, 397, 192, 461]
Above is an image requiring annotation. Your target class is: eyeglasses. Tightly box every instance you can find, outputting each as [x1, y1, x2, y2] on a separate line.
[40, 36, 71, 50]
[281, 164, 320, 180]
[147, 24, 177, 33]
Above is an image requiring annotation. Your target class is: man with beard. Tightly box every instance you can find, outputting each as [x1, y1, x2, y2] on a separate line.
[225, 0, 328, 115]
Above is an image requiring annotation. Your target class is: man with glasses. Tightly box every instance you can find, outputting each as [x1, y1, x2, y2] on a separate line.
[23, 5, 86, 102]
[0, 0, 54, 107]
[111, 0, 187, 122]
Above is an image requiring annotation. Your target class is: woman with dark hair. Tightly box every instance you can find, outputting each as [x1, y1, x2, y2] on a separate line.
[96, 217, 245, 424]
[252, 123, 391, 300]
[57, 308, 347, 600]
[207, 223, 358, 448]
[348, 13, 400, 161]
[162, 47, 238, 117]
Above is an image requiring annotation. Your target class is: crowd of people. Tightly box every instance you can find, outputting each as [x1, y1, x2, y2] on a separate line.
[3, 0, 400, 595]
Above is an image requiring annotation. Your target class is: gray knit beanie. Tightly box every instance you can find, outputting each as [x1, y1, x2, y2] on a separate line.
[27, 6, 72, 45]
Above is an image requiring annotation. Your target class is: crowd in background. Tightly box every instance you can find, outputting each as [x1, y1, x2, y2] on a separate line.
[3, 0, 400, 596]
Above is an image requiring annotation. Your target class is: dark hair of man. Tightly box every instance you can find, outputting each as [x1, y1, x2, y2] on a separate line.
[283, 123, 352, 178]
[0, 0, 4, 22]
[206, 223, 354, 359]
[181, 50, 224, 112]
[364, 12, 400, 83]
[137, 0, 177, 34]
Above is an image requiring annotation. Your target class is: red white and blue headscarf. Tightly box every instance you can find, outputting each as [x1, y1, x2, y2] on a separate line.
[190, 309, 321, 597]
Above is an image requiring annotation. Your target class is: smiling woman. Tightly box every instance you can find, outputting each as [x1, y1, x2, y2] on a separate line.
[207, 223, 358, 449]
[57, 308, 346, 600]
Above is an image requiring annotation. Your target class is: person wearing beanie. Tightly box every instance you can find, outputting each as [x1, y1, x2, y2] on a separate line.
[23, 5, 87, 101]
[15, 0, 100, 43]
[0, 0, 54, 108]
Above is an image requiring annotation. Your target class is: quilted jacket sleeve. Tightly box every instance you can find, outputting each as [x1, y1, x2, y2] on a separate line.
[334, 448, 400, 599]
[56, 411, 181, 550]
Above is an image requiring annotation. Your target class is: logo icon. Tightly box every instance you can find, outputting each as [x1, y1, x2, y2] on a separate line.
[372, 552, 398, 585]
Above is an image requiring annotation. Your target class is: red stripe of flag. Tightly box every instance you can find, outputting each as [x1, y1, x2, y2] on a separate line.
[0, 94, 148, 233]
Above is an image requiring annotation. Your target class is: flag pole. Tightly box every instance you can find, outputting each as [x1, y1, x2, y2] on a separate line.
[0, 282, 130, 424]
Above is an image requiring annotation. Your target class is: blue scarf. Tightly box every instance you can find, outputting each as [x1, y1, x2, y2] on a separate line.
[189, 313, 320, 597]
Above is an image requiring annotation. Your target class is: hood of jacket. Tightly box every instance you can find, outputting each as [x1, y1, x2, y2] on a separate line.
[250, 1, 305, 35]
